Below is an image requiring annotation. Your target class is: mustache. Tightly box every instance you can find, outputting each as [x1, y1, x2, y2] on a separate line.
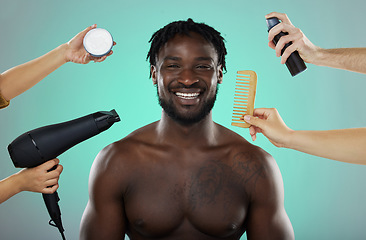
[167, 80, 207, 90]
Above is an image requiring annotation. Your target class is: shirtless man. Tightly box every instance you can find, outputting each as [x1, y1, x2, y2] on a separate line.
[80, 19, 294, 240]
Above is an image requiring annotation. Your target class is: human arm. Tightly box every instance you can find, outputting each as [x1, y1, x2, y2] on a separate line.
[0, 24, 115, 102]
[244, 108, 366, 165]
[0, 158, 63, 204]
[245, 149, 294, 240]
[79, 145, 126, 240]
[266, 12, 366, 74]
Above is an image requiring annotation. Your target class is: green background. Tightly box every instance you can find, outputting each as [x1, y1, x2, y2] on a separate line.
[1, 0, 366, 239]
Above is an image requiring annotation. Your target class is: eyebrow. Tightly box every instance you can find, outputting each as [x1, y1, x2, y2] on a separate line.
[196, 57, 214, 62]
[163, 56, 214, 62]
[163, 56, 181, 61]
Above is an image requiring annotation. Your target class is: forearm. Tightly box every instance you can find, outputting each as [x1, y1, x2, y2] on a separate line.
[0, 44, 68, 101]
[312, 48, 366, 74]
[0, 174, 22, 204]
[285, 128, 366, 164]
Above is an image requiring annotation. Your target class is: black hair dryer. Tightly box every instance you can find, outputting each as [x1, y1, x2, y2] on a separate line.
[266, 17, 307, 76]
[7, 109, 120, 240]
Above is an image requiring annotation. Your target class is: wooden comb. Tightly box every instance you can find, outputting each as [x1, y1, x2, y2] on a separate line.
[231, 70, 257, 128]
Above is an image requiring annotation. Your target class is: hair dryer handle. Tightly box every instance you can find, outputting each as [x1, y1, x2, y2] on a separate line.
[43, 191, 64, 234]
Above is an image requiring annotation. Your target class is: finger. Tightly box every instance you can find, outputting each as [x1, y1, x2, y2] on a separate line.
[58, 164, 63, 174]
[45, 178, 59, 187]
[74, 24, 97, 42]
[90, 48, 113, 63]
[249, 126, 257, 141]
[47, 164, 63, 178]
[84, 24, 97, 34]
[278, 13, 292, 25]
[251, 134, 256, 141]
[275, 34, 292, 58]
[249, 125, 255, 135]
[268, 25, 282, 42]
[265, 12, 292, 25]
[255, 126, 263, 134]
[53, 158, 60, 165]
[240, 115, 264, 126]
[89, 54, 104, 62]
[252, 108, 273, 118]
[243, 115, 265, 129]
[268, 22, 298, 44]
[39, 158, 59, 171]
[95, 55, 108, 62]
[83, 54, 91, 64]
[106, 50, 114, 57]
[42, 184, 59, 194]
[281, 43, 298, 64]
[268, 41, 276, 50]
[267, 23, 288, 44]
[265, 12, 284, 19]
[47, 165, 63, 179]
[280, 31, 305, 64]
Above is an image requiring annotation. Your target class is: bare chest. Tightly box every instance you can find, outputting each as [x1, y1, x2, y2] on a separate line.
[123, 150, 260, 239]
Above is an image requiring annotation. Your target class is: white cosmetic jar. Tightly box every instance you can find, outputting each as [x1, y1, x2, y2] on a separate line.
[83, 28, 113, 57]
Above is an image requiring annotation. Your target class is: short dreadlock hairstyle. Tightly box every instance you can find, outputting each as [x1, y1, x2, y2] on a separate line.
[147, 18, 227, 75]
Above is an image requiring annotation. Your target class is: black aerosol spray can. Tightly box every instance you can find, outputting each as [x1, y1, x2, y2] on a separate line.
[266, 17, 307, 77]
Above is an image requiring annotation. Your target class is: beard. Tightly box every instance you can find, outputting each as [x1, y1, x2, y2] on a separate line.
[157, 86, 218, 126]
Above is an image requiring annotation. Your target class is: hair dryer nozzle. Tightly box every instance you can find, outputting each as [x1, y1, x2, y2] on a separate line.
[93, 109, 120, 132]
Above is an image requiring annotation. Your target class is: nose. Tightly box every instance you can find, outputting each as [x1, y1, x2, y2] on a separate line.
[177, 68, 199, 87]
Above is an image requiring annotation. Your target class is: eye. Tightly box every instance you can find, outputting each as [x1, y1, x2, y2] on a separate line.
[167, 64, 180, 68]
[196, 64, 212, 70]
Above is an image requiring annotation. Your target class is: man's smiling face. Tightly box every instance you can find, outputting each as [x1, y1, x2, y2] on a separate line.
[151, 32, 223, 125]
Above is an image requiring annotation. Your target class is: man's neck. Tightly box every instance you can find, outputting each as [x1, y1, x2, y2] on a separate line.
[156, 111, 218, 147]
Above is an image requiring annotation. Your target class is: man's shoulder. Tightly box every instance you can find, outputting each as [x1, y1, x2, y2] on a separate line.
[117, 121, 159, 149]
[216, 124, 278, 181]
[95, 122, 159, 164]
[86, 125, 158, 197]
[216, 123, 272, 160]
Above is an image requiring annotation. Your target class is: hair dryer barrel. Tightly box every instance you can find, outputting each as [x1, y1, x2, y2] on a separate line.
[8, 110, 120, 168]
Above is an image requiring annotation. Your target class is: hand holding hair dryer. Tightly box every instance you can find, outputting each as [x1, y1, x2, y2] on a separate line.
[7, 109, 120, 240]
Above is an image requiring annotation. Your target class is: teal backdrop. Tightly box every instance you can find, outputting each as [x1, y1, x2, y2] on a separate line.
[1, 0, 366, 239]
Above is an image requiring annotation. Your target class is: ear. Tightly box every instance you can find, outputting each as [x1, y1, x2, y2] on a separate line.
[151, 65, 157, 85]
[217, 65, 223, 84]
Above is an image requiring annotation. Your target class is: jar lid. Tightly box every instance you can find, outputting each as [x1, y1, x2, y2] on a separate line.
[83, 28, 113, 57]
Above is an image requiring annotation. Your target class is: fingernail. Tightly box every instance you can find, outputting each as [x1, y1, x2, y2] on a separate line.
[244, 115, 250, 122]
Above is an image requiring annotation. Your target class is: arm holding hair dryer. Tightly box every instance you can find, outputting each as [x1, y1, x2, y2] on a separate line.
[0, 159, 63, 204]
[7, 109, 120, 240]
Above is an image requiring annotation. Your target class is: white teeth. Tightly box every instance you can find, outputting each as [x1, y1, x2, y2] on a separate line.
[175, 92, 200, 99]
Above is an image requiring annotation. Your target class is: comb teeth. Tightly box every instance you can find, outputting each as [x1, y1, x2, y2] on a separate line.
[231, 70, 257, 128]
